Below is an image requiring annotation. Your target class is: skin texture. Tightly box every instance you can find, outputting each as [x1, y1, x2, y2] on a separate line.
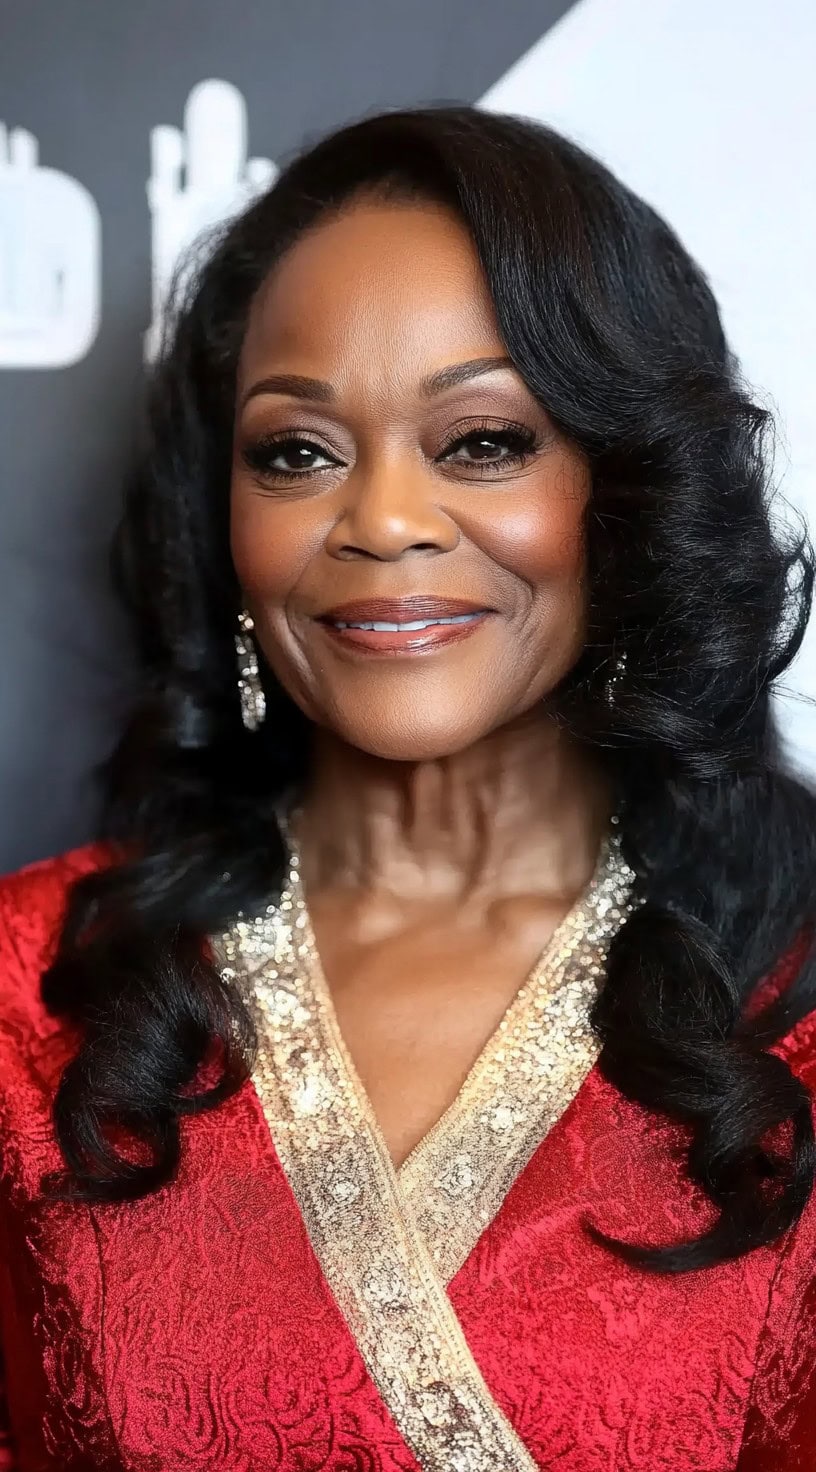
[231, 196, 613, 1167]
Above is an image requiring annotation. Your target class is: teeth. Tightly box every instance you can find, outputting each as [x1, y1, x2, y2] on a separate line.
[334, 613, 481, 631]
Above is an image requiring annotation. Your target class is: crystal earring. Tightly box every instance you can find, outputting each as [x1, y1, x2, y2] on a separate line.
[235, 609, 266, 731]
[605, 649, 627, 709]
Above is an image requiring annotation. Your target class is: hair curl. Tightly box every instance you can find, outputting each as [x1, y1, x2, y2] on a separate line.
[43, 105, 816, 1272]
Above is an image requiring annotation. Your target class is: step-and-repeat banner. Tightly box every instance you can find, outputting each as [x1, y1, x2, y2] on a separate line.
[1, 0, 814, 870]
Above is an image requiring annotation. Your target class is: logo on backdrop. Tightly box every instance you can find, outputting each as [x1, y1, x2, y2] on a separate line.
[0, 120, 101, 368]
[0, 81, 276, 370]
[144, 79, 277, 362]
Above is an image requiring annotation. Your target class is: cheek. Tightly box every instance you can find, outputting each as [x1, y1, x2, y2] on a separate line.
[230, 492, 324, 714]
[468, 466, 589, 590]
[230, 492, 319, 601]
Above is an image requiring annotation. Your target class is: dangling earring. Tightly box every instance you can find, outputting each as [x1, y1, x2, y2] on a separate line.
[235, 609, 266, 731]
[605, 649, 627, 709]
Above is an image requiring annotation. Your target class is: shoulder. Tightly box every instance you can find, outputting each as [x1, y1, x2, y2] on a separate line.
[0, 841, 116, 1007]
[0, 843, 117, 1188]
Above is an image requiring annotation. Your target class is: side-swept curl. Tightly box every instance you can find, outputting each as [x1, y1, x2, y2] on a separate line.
[42, 104, 816, 1271]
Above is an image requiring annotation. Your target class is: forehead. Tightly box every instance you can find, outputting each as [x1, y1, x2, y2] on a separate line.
[238, 199, 506, 393]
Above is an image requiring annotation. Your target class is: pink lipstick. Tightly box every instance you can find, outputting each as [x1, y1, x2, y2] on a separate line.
[317, 597, 492, 655]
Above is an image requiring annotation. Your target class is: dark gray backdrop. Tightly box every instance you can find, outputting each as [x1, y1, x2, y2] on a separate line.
[0, 0, 575, 872]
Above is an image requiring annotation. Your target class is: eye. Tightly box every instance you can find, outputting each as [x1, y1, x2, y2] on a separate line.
[439, 421, 539, 472]
[240, 433, 343, 481]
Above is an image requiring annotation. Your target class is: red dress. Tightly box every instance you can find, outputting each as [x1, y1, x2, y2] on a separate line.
[0, 842, 815, 1471]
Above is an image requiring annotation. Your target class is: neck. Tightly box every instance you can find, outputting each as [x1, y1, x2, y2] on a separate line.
[296, 712, 615, 905]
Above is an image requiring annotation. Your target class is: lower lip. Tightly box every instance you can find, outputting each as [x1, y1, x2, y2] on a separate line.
[318, 613, 491, 654]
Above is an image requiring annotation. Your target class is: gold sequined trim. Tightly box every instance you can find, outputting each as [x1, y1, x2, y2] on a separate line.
[213, 825, 636, 1471]
[398, 829, 637, 1283]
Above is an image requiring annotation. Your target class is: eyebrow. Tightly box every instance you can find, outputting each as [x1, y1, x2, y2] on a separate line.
[239, 355, 516, 410]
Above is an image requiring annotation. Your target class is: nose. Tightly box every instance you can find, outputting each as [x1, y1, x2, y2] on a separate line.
[325, 455, 459, 562]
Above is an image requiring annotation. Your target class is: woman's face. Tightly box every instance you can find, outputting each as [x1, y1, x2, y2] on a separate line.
[230, 196, 591, 761]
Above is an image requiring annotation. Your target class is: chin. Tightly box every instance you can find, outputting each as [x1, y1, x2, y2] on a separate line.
[338, 716, 487, 765]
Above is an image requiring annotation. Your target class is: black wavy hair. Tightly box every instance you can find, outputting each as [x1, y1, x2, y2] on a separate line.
[42, 104, 816, 1273]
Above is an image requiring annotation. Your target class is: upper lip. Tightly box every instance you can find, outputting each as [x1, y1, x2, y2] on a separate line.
[319, 597, 491, 624]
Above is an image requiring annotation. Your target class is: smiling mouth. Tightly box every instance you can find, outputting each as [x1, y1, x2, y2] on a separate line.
[318, 609, 489, 656]
[332, 612, 481, 632]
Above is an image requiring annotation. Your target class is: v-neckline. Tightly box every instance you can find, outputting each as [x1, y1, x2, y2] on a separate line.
[213, 825, 637, 1471]
[289, 823, 636, 1281]
[218, 822, 636, 1281]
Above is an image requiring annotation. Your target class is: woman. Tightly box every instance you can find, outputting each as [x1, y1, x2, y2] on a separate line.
[1, 103, 815, 1471]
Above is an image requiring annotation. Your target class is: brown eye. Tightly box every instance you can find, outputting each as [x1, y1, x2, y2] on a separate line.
[439, 423, 539, 472]
[241, 434, 342, 480]
[454, 432, 527, 462]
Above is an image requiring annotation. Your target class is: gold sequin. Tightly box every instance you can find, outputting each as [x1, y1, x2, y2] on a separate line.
[213, 822, 637, 1471]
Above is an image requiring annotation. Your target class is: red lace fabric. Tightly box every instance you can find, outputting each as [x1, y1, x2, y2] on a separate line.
[0, 845, 815, 1470]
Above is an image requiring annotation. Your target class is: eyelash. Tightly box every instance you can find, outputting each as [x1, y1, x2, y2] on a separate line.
[240, 419, 541, 484]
